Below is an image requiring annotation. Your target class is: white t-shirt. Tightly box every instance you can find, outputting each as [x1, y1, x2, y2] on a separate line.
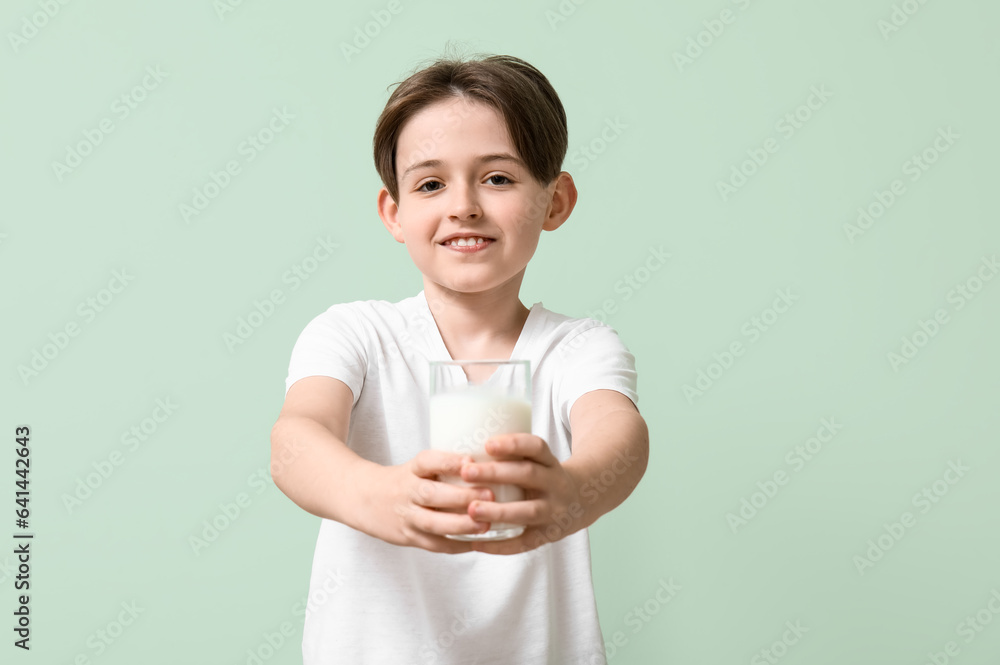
[284, 290, 638, 665]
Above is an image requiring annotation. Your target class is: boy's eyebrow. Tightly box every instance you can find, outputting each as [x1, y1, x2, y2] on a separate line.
[400, 153, 524, 181]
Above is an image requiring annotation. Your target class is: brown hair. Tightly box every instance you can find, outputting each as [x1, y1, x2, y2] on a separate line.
[373, 52, 568, 203]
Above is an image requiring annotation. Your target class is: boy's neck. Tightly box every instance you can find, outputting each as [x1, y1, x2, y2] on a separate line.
[424, 282, 530, 361]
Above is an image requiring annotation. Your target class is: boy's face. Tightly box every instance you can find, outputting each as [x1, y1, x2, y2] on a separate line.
[378, 97, 576, 301]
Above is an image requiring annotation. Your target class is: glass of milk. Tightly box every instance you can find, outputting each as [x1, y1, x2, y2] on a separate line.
[429, 359, 532, 541]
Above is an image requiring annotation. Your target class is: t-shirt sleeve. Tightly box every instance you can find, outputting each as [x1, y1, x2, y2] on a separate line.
[284, 304, 368, 405]
[555, 322, 638, 432]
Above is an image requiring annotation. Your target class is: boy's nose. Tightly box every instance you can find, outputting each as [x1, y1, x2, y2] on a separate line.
[447, 184, 482, 220]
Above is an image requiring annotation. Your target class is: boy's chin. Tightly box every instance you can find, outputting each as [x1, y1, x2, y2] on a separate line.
[426, 280, 507, 297]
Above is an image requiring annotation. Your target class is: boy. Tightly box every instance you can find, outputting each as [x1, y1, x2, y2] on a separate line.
[271, 53, 649, 664]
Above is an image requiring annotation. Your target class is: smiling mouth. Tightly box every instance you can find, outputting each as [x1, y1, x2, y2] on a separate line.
[441, 236, 492, 247]
[440, 236, 495, 254]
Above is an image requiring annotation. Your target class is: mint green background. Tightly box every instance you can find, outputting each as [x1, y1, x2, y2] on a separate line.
[3, 1, 999, 663]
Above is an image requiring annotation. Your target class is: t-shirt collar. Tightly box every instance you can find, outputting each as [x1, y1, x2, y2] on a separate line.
[416, 290, 541, 364]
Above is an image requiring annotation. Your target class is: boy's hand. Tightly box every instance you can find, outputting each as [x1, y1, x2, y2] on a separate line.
[365, 450, 495, 554]
[458, 434, 588, 555]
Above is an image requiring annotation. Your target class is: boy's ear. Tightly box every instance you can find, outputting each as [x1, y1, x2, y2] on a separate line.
[377, 187, 405, 243]
[541, 172, 578, 232]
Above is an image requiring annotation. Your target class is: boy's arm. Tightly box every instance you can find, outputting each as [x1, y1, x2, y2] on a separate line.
[270, 376, 369, 523]
[562, 388, 649, 528]
[270, 375, 494, 553]
[463, 388, 649, 554]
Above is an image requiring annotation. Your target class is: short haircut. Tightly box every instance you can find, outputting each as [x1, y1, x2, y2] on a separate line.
[373, 53, 568, 203]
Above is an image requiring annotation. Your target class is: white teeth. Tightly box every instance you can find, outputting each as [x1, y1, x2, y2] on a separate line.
[447, 237, 488, 246]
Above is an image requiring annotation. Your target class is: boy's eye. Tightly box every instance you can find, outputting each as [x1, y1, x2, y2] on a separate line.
[416, 175, 510, 192]
[417, 180, 443, 193]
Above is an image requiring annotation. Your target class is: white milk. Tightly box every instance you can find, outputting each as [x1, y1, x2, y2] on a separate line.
[429, 388, 532, 505]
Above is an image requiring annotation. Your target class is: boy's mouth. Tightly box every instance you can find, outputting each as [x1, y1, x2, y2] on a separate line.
[439, 235, 495, 252]
[441, 236, 491, 247]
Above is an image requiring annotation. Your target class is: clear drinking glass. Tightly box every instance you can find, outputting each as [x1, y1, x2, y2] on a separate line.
[429, 359, 532, 541]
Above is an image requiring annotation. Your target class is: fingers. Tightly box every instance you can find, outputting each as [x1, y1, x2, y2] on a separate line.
[484, 434, 558, 467]
[460, 459, 552, 490]
[398, 466, 495, 544]
[409, 449, 473, 478]
[405, 503, 492, 538]
[459, 435, 560, 489]
[406, 531, 479, 555]
[467, 497, 549, 527]
[410, 476, 494, 510]
[469, 526, 557, 556]
[399, 446, 563, 555]
[394, 453, 502, 551]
